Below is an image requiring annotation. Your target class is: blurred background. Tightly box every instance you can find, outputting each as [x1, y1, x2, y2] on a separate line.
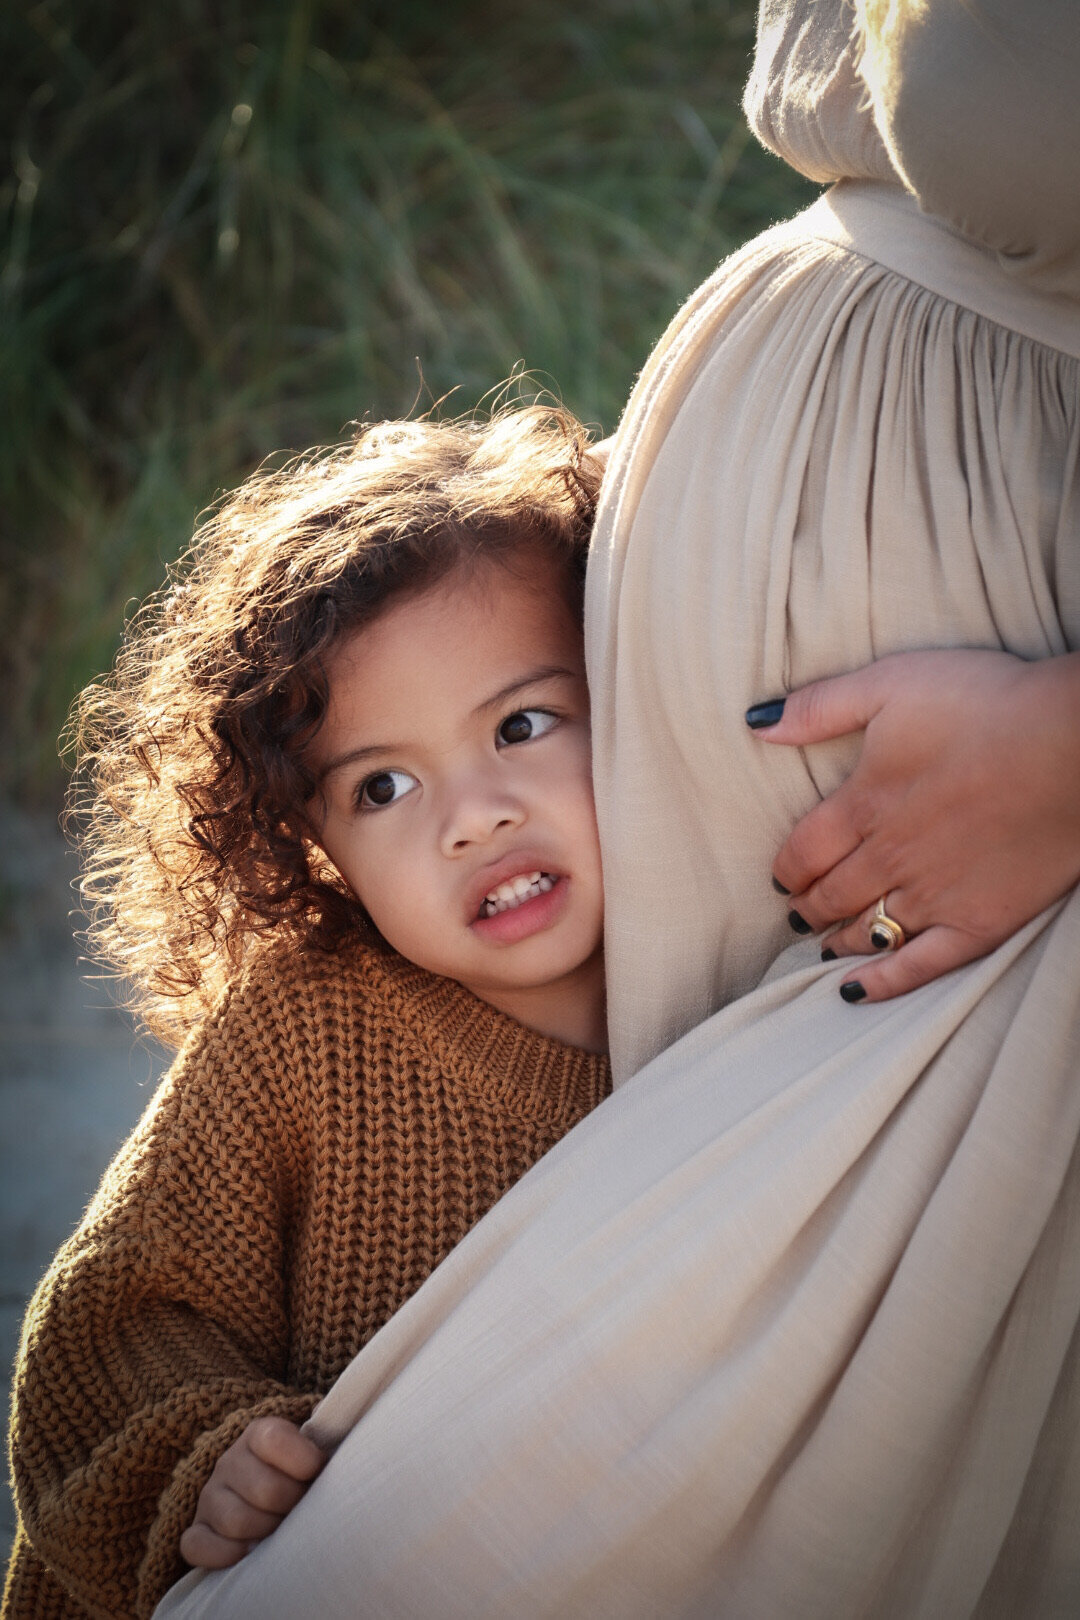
[0, 0, 814, 1562]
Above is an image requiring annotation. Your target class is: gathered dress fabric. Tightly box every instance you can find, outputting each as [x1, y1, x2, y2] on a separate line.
[155, 4, 1080, 1617]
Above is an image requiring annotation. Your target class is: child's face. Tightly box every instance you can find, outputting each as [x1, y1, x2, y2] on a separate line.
[309, 551, 605, 1048]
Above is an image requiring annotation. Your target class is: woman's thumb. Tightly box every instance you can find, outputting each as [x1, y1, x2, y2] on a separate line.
[745, 664, 885, 745]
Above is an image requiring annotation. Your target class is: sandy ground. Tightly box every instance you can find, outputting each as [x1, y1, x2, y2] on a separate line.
[0, 803, 167, 1567]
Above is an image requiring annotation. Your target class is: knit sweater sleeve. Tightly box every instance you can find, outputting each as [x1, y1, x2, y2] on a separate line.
[5, 973, 320, 1620]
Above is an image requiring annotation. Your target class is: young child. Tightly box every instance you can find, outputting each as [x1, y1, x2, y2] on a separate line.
[3, 406, 611, 1620]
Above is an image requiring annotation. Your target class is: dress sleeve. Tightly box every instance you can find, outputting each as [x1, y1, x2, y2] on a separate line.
[5, 986, 319, 1620]
[855, 0, 1080, 298]
[742, 0, 896, 185]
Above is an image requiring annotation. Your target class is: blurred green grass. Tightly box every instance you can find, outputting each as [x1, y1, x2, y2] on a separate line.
[1, 0, 815, 800]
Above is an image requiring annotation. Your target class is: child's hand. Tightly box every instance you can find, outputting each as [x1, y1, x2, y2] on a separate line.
[179, 1415, 327, 1570]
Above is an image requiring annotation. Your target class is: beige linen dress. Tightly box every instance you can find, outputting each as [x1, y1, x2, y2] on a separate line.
[157, 4, 1080, 1616]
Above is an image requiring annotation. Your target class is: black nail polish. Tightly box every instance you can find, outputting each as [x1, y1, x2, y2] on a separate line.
[745, 698, 786, 730]
[821, 947, 837, 962]
[788, 910, 812, 935]
[771, 876, 790, 896]
[839, 981, 867, 1003]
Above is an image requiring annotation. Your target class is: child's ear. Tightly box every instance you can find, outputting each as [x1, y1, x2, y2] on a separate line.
[306, 841, 370, 918]
[305, 838, 344, 886]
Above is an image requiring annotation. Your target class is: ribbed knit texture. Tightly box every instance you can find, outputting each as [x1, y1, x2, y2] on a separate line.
[3, 942, 609, 1620]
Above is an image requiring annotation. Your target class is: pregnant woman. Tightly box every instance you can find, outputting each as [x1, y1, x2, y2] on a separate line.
[159, 3, 1080, 1615]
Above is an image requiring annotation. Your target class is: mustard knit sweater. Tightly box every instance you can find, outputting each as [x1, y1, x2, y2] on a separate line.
[3, 942, 610, 1620]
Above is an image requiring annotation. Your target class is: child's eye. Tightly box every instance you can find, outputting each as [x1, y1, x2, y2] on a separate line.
[496, 709, 558, 747]
[357, 769, 417, 810]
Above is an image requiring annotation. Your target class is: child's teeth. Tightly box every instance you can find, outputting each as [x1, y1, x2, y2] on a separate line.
[481, 872, 553, 916]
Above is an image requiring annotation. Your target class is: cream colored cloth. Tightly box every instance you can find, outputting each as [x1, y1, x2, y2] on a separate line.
[747, 0, 1080, 297]
[157, 4, 1080, 1615]
[592, 177, 1080, 1085]
[159, 902, 1080, 1620]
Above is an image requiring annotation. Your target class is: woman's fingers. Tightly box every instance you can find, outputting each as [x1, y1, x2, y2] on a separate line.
[820, 894, 986, 1005]
[772, 788, 864, 903]
[747, 663, 887, 748]
[824, 925, 988, 1003]
[780, 815, 912, 933]
[750, 649, 1080, 1000]
[752, 663, 896, 900]
[820, 892, 915, 959]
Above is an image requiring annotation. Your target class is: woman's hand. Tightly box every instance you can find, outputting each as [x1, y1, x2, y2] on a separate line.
[748, 649, 1080, 1002]
[179, 1415, 327, 1570]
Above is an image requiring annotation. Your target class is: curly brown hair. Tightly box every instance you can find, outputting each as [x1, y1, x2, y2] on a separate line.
[67, 403, 601, 1047]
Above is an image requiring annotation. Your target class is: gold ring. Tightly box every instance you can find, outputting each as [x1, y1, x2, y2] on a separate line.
[869, 896, 906, 952]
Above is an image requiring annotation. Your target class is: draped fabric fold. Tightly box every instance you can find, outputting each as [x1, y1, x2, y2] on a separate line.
[590, 178, 1080, 1084]
[156, 3, 1080, 1614]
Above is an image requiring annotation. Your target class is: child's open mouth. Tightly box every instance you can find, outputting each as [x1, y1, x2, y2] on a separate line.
[478, 871, 556, 919]
[472, 869, 568, 946]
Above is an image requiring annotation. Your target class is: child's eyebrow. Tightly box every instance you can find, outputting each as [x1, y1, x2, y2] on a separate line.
[319, 742, 395, 782]
[473, 665, 579, 719]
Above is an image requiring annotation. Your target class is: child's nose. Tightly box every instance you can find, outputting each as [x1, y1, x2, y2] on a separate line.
[439, 777, 526, 855]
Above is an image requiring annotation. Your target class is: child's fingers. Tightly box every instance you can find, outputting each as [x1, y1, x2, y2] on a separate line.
[179, 1511, 266, 1570]
[181, 1418, 328, 1572]
[194, 1480, 284, 1542]
[243, 1415, 327, 1483]
[216, 1435, 318, 1517]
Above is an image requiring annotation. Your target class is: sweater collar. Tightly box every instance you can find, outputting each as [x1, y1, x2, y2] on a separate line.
[346, 943, 610, 1120]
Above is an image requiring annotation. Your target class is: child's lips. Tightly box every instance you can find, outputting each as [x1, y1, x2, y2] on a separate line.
[464, 852, 560, 925]
[477, 871, 556, 918]
[470, 873, 569, 944]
